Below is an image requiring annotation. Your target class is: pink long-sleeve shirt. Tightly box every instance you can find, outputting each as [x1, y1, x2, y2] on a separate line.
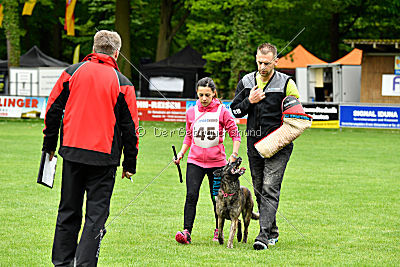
[184, 98, 241, 168]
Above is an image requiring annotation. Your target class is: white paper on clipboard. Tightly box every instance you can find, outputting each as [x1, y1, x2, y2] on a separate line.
[37, 152, 57, 188]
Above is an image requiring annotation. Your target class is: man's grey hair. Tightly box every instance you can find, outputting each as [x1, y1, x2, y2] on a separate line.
[257, 43, 277, 57]
[93, 30, 121, 56]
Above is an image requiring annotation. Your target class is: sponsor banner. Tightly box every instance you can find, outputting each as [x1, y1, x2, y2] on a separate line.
[38, 68, 65, 97]
[137, 99, 187, 122]
[395, 56, 400, 75]
[310, 120, 339, 128]
[185, 100, 197, 110]
[303, 104, 339, 128]
[382, 75, 400, 96]
[9, 68, 39, 96]
[0, 96, 47, 118]
[9, 67, 65, 97]
[186, 100, 247, 125]
[340, 105, 400, 129]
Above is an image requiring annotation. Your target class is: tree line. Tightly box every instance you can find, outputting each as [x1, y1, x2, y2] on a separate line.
[1, 0, 399, 97]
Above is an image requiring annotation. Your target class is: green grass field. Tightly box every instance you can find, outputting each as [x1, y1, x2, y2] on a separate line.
[0, 119, 399, 266]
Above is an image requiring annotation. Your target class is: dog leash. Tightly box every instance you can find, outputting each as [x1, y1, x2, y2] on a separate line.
[95, 159, 174, 239]
[241, 175, 306, 239]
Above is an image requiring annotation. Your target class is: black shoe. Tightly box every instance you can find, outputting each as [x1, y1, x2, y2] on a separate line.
[253, 240, 268, 250]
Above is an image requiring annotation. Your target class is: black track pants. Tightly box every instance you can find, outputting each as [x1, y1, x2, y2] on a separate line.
[248, 143, 293, 245]
[183, 163, 221, 233]
[52, 160, 116, 267]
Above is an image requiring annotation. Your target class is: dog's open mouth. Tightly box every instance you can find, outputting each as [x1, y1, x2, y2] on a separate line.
[231, 167, 246, 176]
[230, 159, 246, 176]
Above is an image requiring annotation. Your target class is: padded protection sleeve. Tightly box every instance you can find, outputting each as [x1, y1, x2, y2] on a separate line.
[254, 96, 312, 158]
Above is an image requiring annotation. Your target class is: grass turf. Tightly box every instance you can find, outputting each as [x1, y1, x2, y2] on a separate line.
[0, 119, 399, 266]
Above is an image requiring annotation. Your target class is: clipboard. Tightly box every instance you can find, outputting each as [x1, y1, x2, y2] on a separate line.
[37, 151, 58, 188]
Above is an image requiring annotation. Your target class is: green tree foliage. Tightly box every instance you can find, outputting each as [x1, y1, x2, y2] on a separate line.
[342, 0, 400, 39]
[268, 0, 400, 61]
[185, 1, 231, 96]
[3, 0, 23, 66]
[116, 0, 132, 79]
[227, 0, 293, 96]
[21, 0, 64, 59]
[0, 0, 65, 63]
[65, 0, 115, 61]
[155, 0, 190, 61]
[186, 0, 289, 97]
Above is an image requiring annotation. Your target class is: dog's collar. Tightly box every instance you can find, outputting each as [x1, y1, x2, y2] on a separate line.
[221, 190, 235, 198]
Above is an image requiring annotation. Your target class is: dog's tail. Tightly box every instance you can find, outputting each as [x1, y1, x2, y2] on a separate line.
[237, 219, 242, 242]
[251, 212, 259, 220]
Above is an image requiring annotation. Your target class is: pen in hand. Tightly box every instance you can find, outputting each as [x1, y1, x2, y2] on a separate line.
[122, 170, 134, 182]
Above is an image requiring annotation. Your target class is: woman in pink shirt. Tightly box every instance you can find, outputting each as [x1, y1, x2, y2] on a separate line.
[174, 77, 241, 244]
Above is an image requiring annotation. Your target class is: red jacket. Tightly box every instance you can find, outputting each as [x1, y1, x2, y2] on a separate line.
[42, 53, 139, 173]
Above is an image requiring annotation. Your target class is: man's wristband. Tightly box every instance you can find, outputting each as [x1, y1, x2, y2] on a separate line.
[231, 153, 238, 159]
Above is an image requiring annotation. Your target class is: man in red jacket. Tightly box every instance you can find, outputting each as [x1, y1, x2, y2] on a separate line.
[42, 30, 139, 266]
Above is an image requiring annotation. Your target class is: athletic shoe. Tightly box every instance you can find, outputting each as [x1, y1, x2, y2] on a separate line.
[268, 237, 278, 246]
[175, 229, 191, 244]
[253, 240, 268, 250]
[212, 228, 224, 241]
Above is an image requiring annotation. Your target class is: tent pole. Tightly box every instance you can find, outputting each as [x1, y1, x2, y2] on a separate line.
[138, 73, 142, 97]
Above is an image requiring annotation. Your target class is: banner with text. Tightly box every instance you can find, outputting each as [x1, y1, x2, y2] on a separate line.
[303, 103, 339, 128]
[0, 96, 47, 118]
[382, 75, 400, 96]
[340, 105, 400, 129]
[137, 99, 187, 122]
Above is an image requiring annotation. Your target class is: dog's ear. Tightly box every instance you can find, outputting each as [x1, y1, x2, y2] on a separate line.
[213, 168, 223, 177]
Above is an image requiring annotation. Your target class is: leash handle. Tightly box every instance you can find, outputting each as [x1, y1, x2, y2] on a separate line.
[172, 145, 183, 183]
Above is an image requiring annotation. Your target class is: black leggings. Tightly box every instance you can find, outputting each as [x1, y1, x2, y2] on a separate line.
[183, 163, 222, 233]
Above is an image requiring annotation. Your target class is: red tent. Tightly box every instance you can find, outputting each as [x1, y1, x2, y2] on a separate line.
[331, 48, 362, 65]
[277, 44, 327, 69]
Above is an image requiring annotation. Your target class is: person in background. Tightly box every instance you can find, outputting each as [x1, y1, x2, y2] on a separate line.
[231, 42, 300, 250]
[174, 77, 241, 244]
[42, 30, 139, 266]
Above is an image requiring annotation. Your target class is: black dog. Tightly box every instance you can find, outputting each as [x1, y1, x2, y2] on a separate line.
[213, 157, 259, 248]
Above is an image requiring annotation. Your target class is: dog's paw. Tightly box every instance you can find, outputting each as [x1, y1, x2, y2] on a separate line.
[237, 232, 242, 242]
[227, 243, 233, 249]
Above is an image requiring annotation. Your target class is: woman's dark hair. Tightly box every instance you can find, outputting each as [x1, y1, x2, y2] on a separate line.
[197, 77, 216, 91]
[196, 77, 219, 99]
